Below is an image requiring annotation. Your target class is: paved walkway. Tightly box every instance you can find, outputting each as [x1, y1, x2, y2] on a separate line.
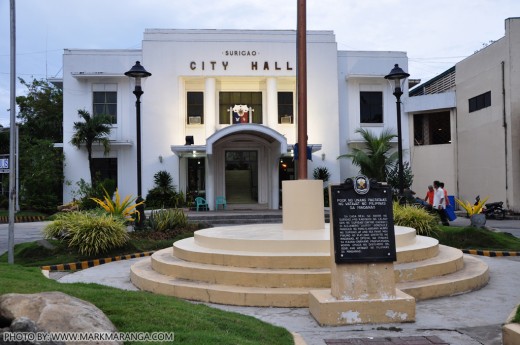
[3, 218, 520, 344]
[52, 252, 520, 345]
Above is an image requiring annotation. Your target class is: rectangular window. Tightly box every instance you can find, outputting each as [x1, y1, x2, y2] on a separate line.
[93, 84, 117, 124]
[468, 91, 491, 113]
[413, 111, 451, 146]
[219, 92, 262, 124]
[92, 158, 118, 187]
[278, 92, 294, 124]
[187, 92, 204, 125]
[360, 91, 383, 124]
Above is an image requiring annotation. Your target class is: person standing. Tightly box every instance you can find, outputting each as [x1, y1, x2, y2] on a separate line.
[424, 185, 434, 207]
[433, 180, 449, 226]
[440, 182, 450, 206]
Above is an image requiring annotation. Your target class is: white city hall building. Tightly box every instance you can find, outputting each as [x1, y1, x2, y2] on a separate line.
[60, 29, 409, 209]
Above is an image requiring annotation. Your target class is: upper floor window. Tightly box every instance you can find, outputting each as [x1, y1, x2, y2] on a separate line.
[468, 91, 491, 113]
[219, 92, 262, 124]
[413, 111, 451, 146]
[360, 91, 383, 124]
[187, 92, 204, 125]
[278, 92, 294, 124]
[93, 84, 117, 124]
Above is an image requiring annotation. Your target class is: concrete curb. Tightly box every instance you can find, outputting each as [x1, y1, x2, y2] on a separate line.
[41, 251, 155, 271]
[0, 215, 47, 223]
[462, 249, 520, 257]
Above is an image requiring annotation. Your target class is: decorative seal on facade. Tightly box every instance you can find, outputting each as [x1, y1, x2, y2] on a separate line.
[353, 175, 370, 195]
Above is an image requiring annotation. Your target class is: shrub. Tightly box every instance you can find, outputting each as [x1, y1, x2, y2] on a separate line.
[146, 171, 181, 208]
[43, 211, 128, 256]
[393, 202, 439, 237]
[313, 166, 331, 182]
[91, 188, 143, 222]
[73, 178, 116, 210]
[147, 208, 188, 232]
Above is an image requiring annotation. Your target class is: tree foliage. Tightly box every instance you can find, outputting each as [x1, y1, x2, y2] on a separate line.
[18, 138, 64, 212]
[338, 128, 399, 182]
[16, 78, 63, 142]
[70, 110, 112, 186]
[7, 78, 65, 212]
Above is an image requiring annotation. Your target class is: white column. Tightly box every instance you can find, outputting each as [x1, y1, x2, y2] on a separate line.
[205, 77, 216, 136]
[266, 77, 278, 127]
[206, 155, 214, 210]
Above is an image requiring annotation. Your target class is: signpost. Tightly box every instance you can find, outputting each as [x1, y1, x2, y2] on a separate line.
[330, 176, 396, 263]
[309, 175, 415, 325]
[0, 156, 9, 173]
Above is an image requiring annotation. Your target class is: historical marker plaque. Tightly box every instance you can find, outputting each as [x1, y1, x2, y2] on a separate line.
[330, 176, 396, 263]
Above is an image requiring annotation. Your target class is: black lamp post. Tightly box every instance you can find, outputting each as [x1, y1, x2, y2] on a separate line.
[384, 64, 409, 196]
[125, 61, 151, 227]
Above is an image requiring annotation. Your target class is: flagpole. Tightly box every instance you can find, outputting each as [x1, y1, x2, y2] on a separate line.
[296, 0, 308, 179]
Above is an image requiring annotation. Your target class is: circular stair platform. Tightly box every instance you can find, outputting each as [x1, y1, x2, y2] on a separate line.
[131, 224, 489, 307]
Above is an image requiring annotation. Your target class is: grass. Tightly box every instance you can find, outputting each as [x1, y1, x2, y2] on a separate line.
[515, 305, 520, 323]
[0, 231, 194, 267]
[433, 226, 520, 251]
[0, 263, 293, 345]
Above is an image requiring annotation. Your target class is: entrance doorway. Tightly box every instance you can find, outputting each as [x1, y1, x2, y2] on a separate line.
[225, 151, 258, 204]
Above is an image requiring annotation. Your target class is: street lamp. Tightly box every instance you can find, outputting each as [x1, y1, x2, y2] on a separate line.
[125, 61, 151, 227]
[384, 64, 410, 197]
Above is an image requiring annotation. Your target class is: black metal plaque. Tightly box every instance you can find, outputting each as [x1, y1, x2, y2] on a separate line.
[330, 176, 396, 264]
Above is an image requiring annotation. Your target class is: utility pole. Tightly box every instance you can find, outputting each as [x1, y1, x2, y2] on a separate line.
[8, 0, 16, 264]
[296, 0, 308, 179]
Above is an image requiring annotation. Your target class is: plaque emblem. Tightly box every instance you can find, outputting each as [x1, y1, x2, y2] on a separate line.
[354, 175, 369, 195]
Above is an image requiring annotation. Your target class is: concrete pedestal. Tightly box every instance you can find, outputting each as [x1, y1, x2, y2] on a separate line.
[282, 180, 324, 230]
[309, 287, 415, 325]
[309, 261, 415, 325]
[309, 211, 416, 325]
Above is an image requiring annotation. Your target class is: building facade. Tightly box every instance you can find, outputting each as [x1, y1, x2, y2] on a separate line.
[61, 29, 409, 209]
[408, 17, 520, 212]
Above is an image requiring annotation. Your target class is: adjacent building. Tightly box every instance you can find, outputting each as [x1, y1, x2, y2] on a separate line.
[408, 17, 520, 212]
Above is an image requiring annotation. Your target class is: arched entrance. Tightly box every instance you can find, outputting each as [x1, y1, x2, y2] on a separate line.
[206, 124, 287, 210]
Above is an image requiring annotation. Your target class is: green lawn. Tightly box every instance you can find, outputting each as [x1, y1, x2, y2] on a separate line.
[434, 226, 520, 251]
[0, 263, 294, 345]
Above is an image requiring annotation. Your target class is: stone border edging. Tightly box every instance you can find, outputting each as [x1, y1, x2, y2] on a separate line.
[0, 215, 47, 223]
[462, 249, 520, 257]
[41, 251, 155, 271]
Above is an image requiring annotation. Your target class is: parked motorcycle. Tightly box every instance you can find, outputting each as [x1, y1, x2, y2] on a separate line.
[475, 196, 506, 220]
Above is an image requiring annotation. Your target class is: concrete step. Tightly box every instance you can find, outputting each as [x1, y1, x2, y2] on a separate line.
[149, 245, 465, 288]
[397, 255, 489, 301]
[185, 211, 330, 225]
[130, 258, 311, 307]
[151, 249, 330, 288]
[130, 253, 489, 307]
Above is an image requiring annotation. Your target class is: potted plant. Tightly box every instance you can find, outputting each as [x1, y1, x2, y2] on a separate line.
[455, 196, 489, 227]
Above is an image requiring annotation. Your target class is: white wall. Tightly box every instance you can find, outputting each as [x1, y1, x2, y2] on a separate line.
[337, 51, 410, 182]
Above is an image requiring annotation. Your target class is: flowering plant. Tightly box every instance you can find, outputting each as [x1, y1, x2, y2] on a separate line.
[455, 196, 489, 216]
[91, 188, 144, 221]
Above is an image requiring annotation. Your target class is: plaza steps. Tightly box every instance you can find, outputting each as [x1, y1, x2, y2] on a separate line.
[185, 210, 330, 225]
[130, 225, 489, 307]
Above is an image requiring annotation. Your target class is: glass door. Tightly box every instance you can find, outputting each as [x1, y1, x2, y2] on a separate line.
[225, 151, 258, 204]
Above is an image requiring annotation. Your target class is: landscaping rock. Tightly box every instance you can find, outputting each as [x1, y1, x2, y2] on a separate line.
[0, 292, 121, 345]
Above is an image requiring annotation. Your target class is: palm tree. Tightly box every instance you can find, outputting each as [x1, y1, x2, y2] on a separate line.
[70, 109, 112, 186]
[338, 128, 398, 182]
